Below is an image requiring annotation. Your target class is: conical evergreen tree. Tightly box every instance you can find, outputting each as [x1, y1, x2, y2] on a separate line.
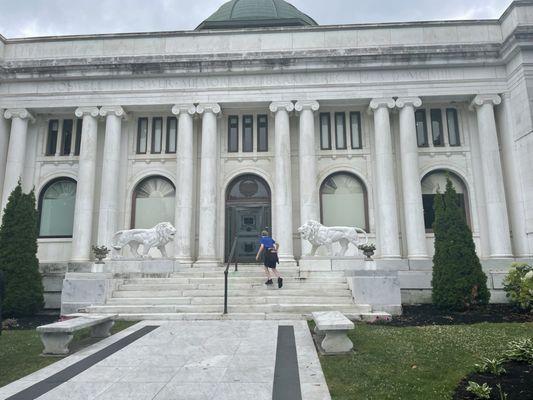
[0, 182, 44, 317]
[431, 178, 490, 310]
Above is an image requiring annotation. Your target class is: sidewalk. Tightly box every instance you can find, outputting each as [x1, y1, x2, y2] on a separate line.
[0, 320, 331, 400]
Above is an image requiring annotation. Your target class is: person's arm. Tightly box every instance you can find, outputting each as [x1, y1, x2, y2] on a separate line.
[273, 242, 279, 252]
[256, 244, 265, 261]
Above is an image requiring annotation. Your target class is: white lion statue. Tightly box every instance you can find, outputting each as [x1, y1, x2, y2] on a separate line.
[112, 222, 176, 259]
[298, 220, 368, 257]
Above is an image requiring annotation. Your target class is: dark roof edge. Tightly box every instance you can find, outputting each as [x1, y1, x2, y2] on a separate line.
[196, 18, 310, 30]
[0, 34, 6, 43]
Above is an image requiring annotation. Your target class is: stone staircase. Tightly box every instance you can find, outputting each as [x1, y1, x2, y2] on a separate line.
[84, 265, 374, 320]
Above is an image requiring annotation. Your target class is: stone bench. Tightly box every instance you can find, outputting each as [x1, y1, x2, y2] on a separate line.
[312, 311, 355, 354]
[37, 314, 116, 355]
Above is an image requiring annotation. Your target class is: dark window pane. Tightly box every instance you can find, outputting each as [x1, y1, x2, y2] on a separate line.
[61, 119, 73, 156]
[151, 117, 163, 154]
[350, 112, 362, 149]
[243, 115, 253, 152]
[431, 109, 444, 146]
[257, 114, 268, 152]
[74, 119, 82, 156]
[446, 108, 461, 146]
[335, 112, 347, 149]
[415, 110, 428, 147]
[137, 118, 148, 154]
[228, 116, 239, 152]
[423, 193, 466, 230]
[166, 117, 177, 153]
[46, 120, 59, 156]
[320, 113, 331, 150]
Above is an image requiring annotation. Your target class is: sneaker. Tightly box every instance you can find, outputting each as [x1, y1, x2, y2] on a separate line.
[265, 279, 273, 285]
[278, 277, 283, 288]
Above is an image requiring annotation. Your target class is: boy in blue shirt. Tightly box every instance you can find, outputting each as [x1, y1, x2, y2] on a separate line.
[255, 230, 283, 288]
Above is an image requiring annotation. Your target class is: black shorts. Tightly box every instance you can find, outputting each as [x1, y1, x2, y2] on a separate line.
[263, 249, 279, 269]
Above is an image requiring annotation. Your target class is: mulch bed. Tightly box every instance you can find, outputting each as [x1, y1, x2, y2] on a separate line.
[387, 304, 533, 327]
[453, 361, 533, 400]
[1, 314, 60, 330]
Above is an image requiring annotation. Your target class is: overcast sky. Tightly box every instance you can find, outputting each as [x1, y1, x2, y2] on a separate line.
[0, 0, 515, 38]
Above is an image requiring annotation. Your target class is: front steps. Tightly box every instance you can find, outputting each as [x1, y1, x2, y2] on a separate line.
[84, 265, 376, 320]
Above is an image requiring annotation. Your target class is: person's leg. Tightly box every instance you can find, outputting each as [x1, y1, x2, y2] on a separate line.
[270, 267, 283, 288]
[264, 266, 273, 284]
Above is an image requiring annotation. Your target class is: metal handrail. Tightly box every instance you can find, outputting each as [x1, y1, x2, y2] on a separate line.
[223, 237, 239, 315]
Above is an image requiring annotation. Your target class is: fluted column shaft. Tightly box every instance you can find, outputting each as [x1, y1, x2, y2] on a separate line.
[172, 104, 197, 262]
[471, 95, 513, 258]
[270, 101, 295, 263]
[396, 98, 429, 259]
[71, 107, 100, 262]
[1, 109, 34, 213]
[97, 106, 126, 248]
[196, 103, 220, 264]
[0, 110, 11, 211]
[369, 98, 401, 258]
[295, 100, 320, 256]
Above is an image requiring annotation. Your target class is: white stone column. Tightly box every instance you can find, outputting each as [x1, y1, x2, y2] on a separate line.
[1, 109, 34, 213]
[71, 107, 100, 262]
[172, 104, 197, 263]
[396, 97, 429, 259]
[471, 95, 513, 258]
[270, 101, 296, 263]
[295, 100, 320, 256]
[96, 106, 126, 248]
[369, 98, 401, 259]
[0, 110, 10, 211]
[196, 103, 220, 265]
[498, 94, 530, 257]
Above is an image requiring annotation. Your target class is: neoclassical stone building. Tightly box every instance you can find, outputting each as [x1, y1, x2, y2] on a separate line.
[1, 0, 533, 307]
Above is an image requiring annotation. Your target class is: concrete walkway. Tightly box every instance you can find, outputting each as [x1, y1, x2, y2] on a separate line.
[0, 320, 331, 400]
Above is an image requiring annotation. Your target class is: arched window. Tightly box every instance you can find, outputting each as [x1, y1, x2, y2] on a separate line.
[132, 176, 175, 229]
[38, 178, 77, 238]
[421, 170, 469, 231]
[320, 172, 368, 231]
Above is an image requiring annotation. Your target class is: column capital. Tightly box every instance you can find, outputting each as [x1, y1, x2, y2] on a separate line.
[196, 103, 221, 115]
[470, 94, 502, 109]
[172, 104, 196, 116]
[369, 98, 396, 111]
[269, 101, 294, 113]
[396, 97, 422, 109]
[99, 106, 127, 118]
[4, 108, 35, 122]
[294, 100, 319, 113]
[75, 107, 100, 118]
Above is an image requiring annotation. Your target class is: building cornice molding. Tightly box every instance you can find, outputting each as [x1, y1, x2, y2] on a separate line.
[4, 108, 35, 122]
[172, 104, 196, 116]
[269, 101, 294, 113]
[75, 106, 100, 118]
[196, 103, 221, 115]
[294, 100, 319, 113]
[396, 97, 422, 108]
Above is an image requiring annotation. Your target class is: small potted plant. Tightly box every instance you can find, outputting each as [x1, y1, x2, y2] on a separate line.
[358, 243, 376, 261]
[92, 245, 110, 264]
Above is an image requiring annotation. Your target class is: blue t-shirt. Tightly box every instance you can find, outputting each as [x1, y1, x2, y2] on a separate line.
[260, 236, 276, 250]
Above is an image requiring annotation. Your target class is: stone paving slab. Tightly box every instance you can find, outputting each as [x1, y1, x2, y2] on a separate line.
[0, 320, 331, 400]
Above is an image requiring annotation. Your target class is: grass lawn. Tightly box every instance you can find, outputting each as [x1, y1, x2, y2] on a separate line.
[0, 320, 136, 388]
[317, 322, 533, 400]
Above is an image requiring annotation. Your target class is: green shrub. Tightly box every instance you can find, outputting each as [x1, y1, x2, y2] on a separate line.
[0, 182, 44, 317]
[466, 381, 492, 399]
[474, 357, 506, 376]
[503, 263, 533, 310]
[504, 338, 533, 364]
[431, 178, 490, 310]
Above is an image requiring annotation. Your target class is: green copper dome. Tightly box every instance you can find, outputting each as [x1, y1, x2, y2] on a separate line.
[196, 0, 318, 30]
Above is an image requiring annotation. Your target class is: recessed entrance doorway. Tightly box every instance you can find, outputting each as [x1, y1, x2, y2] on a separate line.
[225, 174, 272, 263]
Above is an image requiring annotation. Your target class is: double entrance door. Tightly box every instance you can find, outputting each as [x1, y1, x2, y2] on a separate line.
[226, 205, 271, 263]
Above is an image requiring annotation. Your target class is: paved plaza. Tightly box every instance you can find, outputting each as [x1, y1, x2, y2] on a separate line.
[0, 320, 331, 400]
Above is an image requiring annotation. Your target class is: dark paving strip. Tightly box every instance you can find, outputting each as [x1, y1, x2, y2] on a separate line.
[272, 325, 302, 400]
[6, 325, 160, 400]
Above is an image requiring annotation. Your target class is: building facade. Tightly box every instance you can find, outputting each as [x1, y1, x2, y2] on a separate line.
[1, 0, 533, 290]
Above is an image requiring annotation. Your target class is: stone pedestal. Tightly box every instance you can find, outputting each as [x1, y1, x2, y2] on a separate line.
[346, 270, 402, 315]
[60, 272, 113, 315]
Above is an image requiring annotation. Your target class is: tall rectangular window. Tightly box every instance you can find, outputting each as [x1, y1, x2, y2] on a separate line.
[46, 120, 59, 156]
[350, 112, 362, 149]
[431, 109, 444, 146]
[415, 110, 428, 147]
[257, 114, 268, 152]
[446, 108, 461, 146]
[74, 119, 82, 156]
[151, 117, 163, 154]
[166, 117, 177, 153]
[61, 119, 73, 156]
[228, 116, 239, 152]
[137, 118, 148, 154]
[320, 113, 331, 150]
[335, 112, 347, 149]
[242, 115, 253, 152]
